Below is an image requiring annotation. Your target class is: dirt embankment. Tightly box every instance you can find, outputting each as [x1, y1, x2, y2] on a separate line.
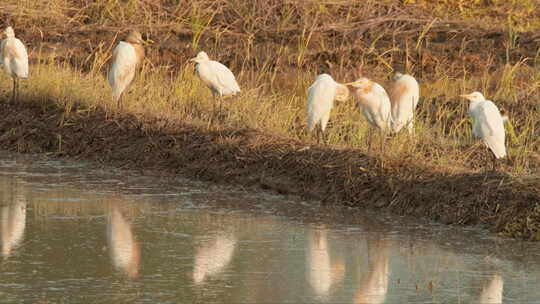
[0, 97, 538, 239]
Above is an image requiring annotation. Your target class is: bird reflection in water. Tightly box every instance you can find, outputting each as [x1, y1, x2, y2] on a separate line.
[193, 232, 237, 284]
[107, 207, 141, 279]
[478, 273, 503, 304]
[354, 239, 390, 304]
[306, 228, 345, 298]
[1, 193, 26, 259]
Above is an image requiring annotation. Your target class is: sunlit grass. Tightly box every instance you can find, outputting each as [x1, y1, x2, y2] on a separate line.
[0, 47, 537, 177]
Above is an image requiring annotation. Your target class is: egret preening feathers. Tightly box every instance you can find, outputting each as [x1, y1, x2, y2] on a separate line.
[108, 30, 145, 109]
[190, 51, 240, 116]
[345, 77, 392, 132]
[306, 74, 349, 144]
[461, 91, 507, 170]
[389, 72, 419, 134]
[345, 77, 392, 151]
[1, 27, 29, 103]
[334, 83, 350, 103]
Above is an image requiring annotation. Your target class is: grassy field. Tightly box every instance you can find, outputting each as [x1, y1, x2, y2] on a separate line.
[0, 2, 539, 178]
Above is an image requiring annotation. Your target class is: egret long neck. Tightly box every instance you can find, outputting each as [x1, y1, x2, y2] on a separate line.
[468, 100, 483, 113]
[132, 44, 145, 64]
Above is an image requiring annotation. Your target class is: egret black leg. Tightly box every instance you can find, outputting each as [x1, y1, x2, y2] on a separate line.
[367, 131, 373, 152]
[116, 94, 122, 111]
[219, 97, 223, 117]
[491, 152, 498, 172]
[15, 78, 19, 102]
[11, 77, 16, 103]
[212, 96, 216, 119]
[380, 132, 385, 154]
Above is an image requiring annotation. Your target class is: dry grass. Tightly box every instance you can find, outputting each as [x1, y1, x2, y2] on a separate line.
[0, 0, 538, 177]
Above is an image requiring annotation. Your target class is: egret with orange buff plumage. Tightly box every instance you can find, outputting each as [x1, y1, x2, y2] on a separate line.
[108, 30, 145, 109]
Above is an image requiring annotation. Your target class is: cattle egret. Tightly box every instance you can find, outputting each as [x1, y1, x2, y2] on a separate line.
[108, 30, 145, 109]
[346, 78, 392, 131]
[189, 51, 240, 116]
[306, 74, 349, 144]
[345, 77, 392, 150]
[1, 27, 28, 102]
[389, 72, 420, 134]
[461, 92, 507, 170]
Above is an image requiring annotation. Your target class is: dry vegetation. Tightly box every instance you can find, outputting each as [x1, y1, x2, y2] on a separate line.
[0, 0, 539, 237]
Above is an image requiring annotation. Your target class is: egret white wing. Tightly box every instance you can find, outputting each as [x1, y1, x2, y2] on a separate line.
[207, 61, 240, 96]
[108, 42, 138, 100]
[307, 75, 337, 131]
[11, 39, 28, 78]
[478, 101, 505, 137]
[389, 79, 418, 132]
[477, 101, 506, 158]
[1, 38, 28, 78]
[373, 85, 392, 130]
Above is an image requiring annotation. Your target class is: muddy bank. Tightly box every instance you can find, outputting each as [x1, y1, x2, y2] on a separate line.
[0, 97, 539, 239]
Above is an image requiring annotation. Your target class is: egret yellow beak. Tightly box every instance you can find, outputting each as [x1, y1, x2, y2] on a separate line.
[460, 94, 471, 99]
[142, 39, 153, 45]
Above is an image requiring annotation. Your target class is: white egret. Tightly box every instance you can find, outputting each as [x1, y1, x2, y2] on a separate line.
[306, 74, 349, 144]
[345, 77, 392, 150]
[189, 51, 240, 116]
[461, 92, 507, 170]
[389, 72, 420, 134]
[108, 30, 145, 109]
[1, 27, 29, 102]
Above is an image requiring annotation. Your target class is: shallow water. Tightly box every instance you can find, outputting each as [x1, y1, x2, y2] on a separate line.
[0, 152, 539, 303]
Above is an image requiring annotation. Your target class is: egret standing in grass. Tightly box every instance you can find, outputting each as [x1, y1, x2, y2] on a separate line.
[461, 91, 507, 170]
[345, 77, 392, 150]
[1, 27, 28, 103]
[189, 51, 240, 116]
[306, 74, 350, 144]
[108, 30, 145, 109]
[389, 72, 419, 134]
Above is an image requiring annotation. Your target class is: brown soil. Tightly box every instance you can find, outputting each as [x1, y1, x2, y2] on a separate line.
[0, 97, 538, 239]
[22, 24, 540, 77]
[5, 2, 540, 77]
